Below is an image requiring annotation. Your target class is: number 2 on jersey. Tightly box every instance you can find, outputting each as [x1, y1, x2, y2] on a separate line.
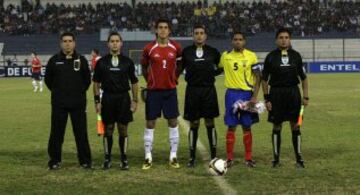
[162, 60, 167, 69]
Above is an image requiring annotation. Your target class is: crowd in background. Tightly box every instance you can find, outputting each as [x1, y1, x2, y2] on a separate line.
[0, 0, 359, 37]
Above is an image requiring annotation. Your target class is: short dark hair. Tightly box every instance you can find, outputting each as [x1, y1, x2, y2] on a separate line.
[193, 24, 206, 33]
[107, 31, 123, 42]
[155, 18, 171, 29]
[92, 49, 99, 55]
[60, 32, 75, 41]
[232, 31, 246, 40]
[276, 28, 292, 39]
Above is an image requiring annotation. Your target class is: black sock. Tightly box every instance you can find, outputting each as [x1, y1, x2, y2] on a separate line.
[272, 130, 281, 162]
[206, 126, 217, 159]
[119, 136, 128, 161]
[188, 127, 199, 160]
[292, 130, 302, 161]
[103, 136, 113, 161]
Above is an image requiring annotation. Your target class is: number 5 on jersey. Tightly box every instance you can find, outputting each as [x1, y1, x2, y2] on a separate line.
[233, 62, 238, 71]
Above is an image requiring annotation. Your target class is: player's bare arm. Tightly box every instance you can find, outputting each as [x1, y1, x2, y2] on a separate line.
[250, 72, 261, 106]
[301, 78, 309, 106]
[131, 83, 139, 112]
[262, 80, 271, 111]
[93, 81, 101, 113]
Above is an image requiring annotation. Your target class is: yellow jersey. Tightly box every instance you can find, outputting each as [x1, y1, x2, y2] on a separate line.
[219, 49, 259, 90]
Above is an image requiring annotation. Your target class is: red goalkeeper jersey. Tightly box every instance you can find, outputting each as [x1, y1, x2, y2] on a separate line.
[31, 57, 41, 73]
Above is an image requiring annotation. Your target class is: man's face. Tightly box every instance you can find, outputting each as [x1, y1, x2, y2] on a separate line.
[193, 28, 207, 45]
[232, 34, 246, 50]
[108, 35, 122, 53]
[276, 32, 291, 49]
[61, 36, 75, 53]
[156, 22, 170, 39]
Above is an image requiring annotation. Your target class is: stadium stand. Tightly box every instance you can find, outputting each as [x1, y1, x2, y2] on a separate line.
[0, 0, 359, 64]
[0, 0, 359, 37]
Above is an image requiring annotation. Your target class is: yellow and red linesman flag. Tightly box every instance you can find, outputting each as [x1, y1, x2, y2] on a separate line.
[297, 105, 305, 126]
[97, 114, 104, 136]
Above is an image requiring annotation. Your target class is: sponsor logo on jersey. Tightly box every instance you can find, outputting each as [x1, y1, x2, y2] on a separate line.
[110, 67, 121, 71]
[168, 52, 175, 58]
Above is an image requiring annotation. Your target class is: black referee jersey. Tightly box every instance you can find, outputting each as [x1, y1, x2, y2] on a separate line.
[45, 51, 91, 107]
[93, 54, 138, 93]
[181, 44, 222, 87]
[262, 48, 307, 86]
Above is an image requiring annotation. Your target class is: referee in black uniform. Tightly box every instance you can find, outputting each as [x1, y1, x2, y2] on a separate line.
[181, 24, 222, 167]
[45, 32, 92, 170]
[93, 32, 139, 170]
[262, 28, 309, 168]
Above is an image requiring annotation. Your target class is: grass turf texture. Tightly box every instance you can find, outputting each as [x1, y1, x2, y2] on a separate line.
[0, 74, 359, 194]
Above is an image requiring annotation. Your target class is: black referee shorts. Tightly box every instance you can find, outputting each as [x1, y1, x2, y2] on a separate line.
[268, 86, 301, 124]
[101, 92, 133, 125]
[183, 85, 220, 121]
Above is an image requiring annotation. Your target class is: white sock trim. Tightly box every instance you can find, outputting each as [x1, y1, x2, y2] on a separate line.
[144, 128, 154, 160]
[169, 126, 179, 155]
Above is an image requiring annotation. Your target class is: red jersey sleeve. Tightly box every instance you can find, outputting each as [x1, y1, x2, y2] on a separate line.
[174, 41, 182, 60]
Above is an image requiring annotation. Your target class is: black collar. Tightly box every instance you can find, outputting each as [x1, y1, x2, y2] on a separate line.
[192, 44, 207, 49]
[59, 51, 79, 59]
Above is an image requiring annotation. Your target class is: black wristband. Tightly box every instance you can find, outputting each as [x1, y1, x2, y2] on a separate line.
[303, 97, 309, 100]
[264, 94, 270, 101]
[94, 95, 100, 104]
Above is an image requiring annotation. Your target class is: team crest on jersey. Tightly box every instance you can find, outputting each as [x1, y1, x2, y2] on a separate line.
[154, 53, 160, 58]
[241, 60, 248, 67]
[281, 55, 290, 66]
[196, 48, 204, 58]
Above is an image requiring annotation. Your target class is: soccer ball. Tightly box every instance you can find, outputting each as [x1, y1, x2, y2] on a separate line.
[209, 158, 227, 176]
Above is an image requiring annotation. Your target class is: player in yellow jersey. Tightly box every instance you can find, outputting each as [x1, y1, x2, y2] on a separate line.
[219, 32, 262, 168]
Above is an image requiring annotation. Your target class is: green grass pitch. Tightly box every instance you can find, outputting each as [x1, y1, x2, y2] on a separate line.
[0, 74, 359, 194]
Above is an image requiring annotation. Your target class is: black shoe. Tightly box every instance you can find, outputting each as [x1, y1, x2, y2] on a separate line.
[81, 163, 93, 170]
[245, 159, 256, 168]
[271, 160, 281, 168]
[226, 159, 234, 168]
[296, 160, 305, 168]
[102, 160, 112, 170]
[120, 160, 129, 170]
[187, 159, 196, 168]
[48, 162, 61, 170]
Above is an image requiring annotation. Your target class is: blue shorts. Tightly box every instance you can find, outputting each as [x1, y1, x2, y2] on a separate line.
[224, 89, 259, 127]
[146, 89, 179, 120]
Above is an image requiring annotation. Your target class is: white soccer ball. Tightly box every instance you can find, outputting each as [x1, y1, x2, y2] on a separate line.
[209, 158, 227, 176]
